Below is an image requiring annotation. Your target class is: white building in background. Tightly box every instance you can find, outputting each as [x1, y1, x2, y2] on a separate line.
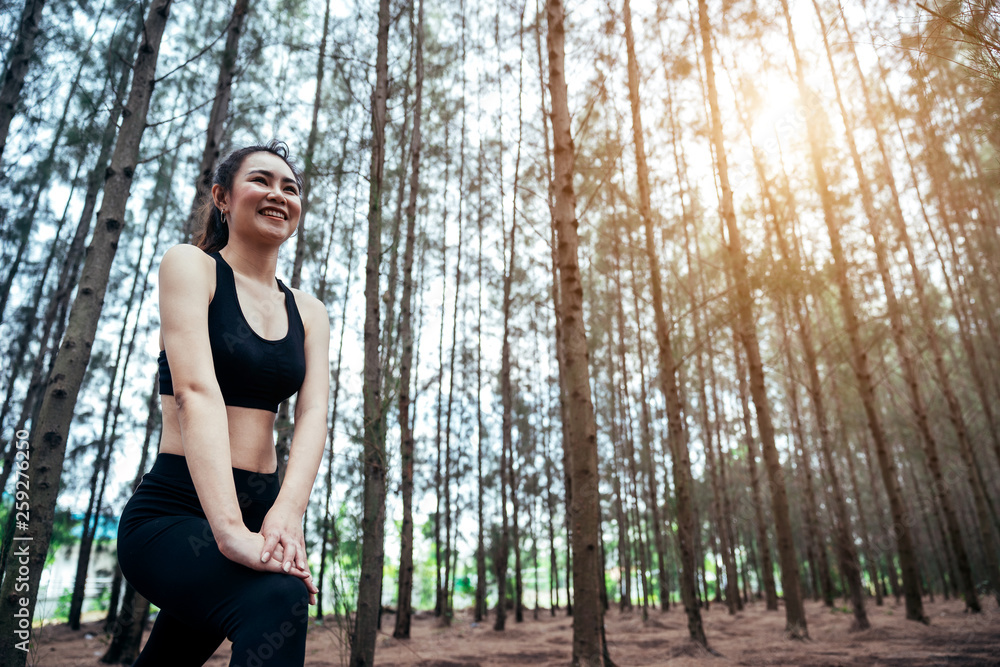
[35, 512, 120, 622]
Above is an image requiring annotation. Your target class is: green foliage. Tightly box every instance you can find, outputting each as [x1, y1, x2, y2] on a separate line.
[52, 587, 73, 622]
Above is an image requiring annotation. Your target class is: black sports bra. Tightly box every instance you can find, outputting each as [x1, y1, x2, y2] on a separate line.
[158, 251, 306, 412]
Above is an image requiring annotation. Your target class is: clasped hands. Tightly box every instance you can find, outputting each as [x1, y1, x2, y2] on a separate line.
[218, 504, 318, 605]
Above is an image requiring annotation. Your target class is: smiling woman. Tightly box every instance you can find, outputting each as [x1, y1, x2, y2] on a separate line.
[193, 141, 305, 254]
[115, 141, 331, 666]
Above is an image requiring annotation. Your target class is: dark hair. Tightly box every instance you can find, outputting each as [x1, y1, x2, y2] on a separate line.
[193, 140, 304, 254]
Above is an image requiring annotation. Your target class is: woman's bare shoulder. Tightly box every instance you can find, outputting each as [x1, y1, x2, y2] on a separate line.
[289, 287, 330, 333]
[159, 244, 214, 290]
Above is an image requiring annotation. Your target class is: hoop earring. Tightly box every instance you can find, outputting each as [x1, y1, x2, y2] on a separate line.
[221, 210, 228, 225]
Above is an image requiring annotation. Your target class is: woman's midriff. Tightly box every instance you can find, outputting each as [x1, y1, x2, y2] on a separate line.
[158, 397, 280, 474]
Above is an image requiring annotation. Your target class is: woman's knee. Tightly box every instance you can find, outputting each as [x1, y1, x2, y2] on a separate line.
[230, 575, 309, 666]
[235, 573, 309, 633]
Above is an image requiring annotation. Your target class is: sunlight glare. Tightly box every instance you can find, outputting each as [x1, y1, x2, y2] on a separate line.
[745, 71, 803, 160]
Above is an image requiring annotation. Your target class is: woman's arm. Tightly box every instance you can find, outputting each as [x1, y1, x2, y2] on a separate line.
[258, 291, 331, 575]
[159, 244, 246, 543]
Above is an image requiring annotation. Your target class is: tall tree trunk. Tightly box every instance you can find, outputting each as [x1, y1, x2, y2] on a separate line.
[0, 0, 46, 163]
[537, 0, 575, 616]
[734, 345, 778, 610]
[0, 4, 173, 665]
[812, 0, 985, 614]
[842, 1, 1000, 605]
[182, 0, 250, 239]
[442, 3, 469, 620]
[275, 0, 333, 481]
[0, 21, 138, 497]
[547, 0, 608, 661]
[315, 111, 359, 619]
[704, 335, 741, 614]
[628, 9, 707, 649]
[697, 0, 807, 637]
[544, 405, 560, 615]
[474, 85, 488, 623]
[840, 392, 883, 606]
[495, 118, 516, 630]
[103, 375, 159, 663]
[0, 17, 96, 326]
[778, 327, 831, 608]
[778, 0, 928, 624]
[350, 0, 391, 659]
[391, 0, 423, 639]
[611, 223, 650, 618]
[431, 121, 452, 618]
[69, 128, 172, 629]
[625, 240, 668, 612]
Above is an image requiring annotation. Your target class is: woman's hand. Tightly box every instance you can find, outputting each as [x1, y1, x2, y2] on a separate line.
[218, 527, 317, 605]
[259, 504, 310, 575]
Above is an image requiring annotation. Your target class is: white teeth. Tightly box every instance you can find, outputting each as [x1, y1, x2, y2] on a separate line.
[260, 208, 286, 220]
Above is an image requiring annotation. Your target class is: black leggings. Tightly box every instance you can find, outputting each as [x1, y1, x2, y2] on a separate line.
[117, 452, 309, 667]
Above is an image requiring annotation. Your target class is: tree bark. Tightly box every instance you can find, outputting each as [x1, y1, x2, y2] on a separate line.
[0, 0, 46, 164]
[629, 8, 707, 647]
[315, 112, 359, 620]
[103, 375, 159, 663]
[0, 3, 173, 665]
[777, 0, 927, 624]
[546, 0, 608, 661]
[350, 0, 390, 658]
[182, 0, 249, 239]
[392, 0, 423, 637]
[697, 0, 807, 637]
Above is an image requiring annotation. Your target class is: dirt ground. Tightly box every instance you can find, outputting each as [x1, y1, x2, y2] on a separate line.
[27, 597, 1000, 666]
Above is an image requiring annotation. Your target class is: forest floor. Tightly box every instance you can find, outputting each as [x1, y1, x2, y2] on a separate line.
[28, 596, 1000, 666]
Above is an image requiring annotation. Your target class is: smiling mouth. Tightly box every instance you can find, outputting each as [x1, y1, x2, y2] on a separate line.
[259, 208, 287, 220]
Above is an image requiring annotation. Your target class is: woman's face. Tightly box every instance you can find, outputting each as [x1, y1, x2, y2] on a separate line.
[214, 151, 302, 244]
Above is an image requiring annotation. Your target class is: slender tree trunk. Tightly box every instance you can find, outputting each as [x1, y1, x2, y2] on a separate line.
[778, 0, 927, 624]
[495, 121, 517, 630]
[275, 0, 333, 481]
[474, 90, 488, 624]
[441, 0, 468, 623]
[315, 112, 359, 619]
[512, 435, 524, 623]
[0, 24, 95, 326]
[103, 375, 159, 663]
[391, 0, 424, 638]
[547, 0, 608, 661]
[350, 0, 391, 659]
[811, 0, 985, 614]
[432, 122, 452, 619]
[632, 59, 709, 662]
[182, 0, 249, 239]
[734, 346, 778, 610]
[544, 409, 560, 615]
[697, 0, 807, 637]
[623, 0, 707, 634]
[778, 327, 832, 608]
[0, 4, 173, 665]
[377, 0, 415, 392]
[705, 337, 741, 614]
[0, 25, 137, 496]
[0, 0, 46, 163]
[841, 406, 883, 606]
[625, 241, 668, 612]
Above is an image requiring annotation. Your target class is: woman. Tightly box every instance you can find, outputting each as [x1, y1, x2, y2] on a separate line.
[117, 140, 330, 666]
